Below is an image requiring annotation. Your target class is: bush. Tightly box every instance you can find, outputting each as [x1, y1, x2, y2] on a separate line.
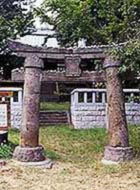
[0, 144, 13, 159]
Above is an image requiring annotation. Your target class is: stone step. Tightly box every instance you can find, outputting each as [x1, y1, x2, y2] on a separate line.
[40, 118, 68, 121]
[40, 114, 67, 117]
[40, 121, 68, 124]
[39, 111, 70, 126]
[40, 119, 68, 123]
[40, 117, 68, 120]
[40, 115, 67, 118]
[40, 123, 65, 126]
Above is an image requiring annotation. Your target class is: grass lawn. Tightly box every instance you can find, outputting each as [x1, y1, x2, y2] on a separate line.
[0, 125, 140, 190]
[40, 102, 70, 111]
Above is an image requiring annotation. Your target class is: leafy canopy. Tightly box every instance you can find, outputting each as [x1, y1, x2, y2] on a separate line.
[0, 0, 35, 50]
[36, 0, 140, 73]
[36, 0, 140, 46]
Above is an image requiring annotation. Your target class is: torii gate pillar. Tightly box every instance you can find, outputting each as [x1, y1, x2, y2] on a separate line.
[102, 56, 133, 164]
[13, 56, 49, 163]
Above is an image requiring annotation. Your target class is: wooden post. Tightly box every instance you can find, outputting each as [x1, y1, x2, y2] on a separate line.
[102, 56, 133, 163]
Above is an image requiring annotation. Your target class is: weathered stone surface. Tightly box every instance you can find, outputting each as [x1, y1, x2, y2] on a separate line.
[13, 146, 45, 162]
[103, 146, 133, 162]
[13, 55, 46, 163]
[20, 56, 43, 147]
[14, 159, 53, 169]
[103, 56, 121, 69]
[12, 68, 105, 82]
[65, 56, 81, 77]
[105, 67, 129, 147]
[102, 57, 133, 163]
[8, 40, 106, 59]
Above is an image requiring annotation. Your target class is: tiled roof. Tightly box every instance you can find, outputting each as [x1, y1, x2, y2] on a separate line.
[13, 28, 126, 49]
[16, 28, 59, 47]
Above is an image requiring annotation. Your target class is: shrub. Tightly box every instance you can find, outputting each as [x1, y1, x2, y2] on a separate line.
[0, 144, 13, 159]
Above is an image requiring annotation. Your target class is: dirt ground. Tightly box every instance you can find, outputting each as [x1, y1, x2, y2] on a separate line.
[0, 160, 140, 190]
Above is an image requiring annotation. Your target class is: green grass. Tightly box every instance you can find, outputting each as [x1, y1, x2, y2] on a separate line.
[0, 129, 19, 159]
[40, 102, 70, 111]
[129, 125, 140, 157]
[40, 126, 107, 165]
[5, 125, 140, 166]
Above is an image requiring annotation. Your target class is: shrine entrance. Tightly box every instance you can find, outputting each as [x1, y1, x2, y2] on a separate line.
[8, 40, 134, 164]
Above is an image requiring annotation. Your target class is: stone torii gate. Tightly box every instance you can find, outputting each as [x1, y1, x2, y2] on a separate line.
[9, 40, 133, 164]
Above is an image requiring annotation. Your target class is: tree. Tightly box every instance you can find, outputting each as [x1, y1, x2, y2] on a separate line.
[0, 0, 36, 79]
[35, 0, 140, 45]
[0, 0, 35, 51]
[36, 0, 140, 74]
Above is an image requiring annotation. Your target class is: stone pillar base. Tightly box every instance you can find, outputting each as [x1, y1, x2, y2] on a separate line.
[13, 145, 46, 162]
[102, 146, 133, 164]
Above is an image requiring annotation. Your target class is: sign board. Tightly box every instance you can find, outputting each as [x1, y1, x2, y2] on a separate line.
[0, 104, 8, 127]
[65, 56, 81, 77]
[0, 91, 13, 97]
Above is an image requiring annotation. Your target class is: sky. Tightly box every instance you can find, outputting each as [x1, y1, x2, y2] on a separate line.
[19, 0, 85, 47]
[34, 0, 43, 7]
[18, 0, 58, 47]
[33, 0, 45, 28]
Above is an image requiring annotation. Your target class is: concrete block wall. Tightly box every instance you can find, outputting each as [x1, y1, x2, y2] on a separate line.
[71, 89, 140, 129]
[71, 104, 106, 129]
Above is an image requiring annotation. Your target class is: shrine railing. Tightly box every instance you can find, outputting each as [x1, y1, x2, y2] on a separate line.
[71, 88, 140, 129]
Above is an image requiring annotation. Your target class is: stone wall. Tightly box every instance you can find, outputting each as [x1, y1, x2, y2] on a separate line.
[71, 89, 140, 129]
[71, 104, 106, 129]
[12, 68, 24, 81]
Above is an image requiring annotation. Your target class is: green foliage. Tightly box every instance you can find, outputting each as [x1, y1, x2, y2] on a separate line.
[109, 39, 140, 74]
[0, 144, 13, 159]
[36, 0, 140, 46]
[0, 0, 34, 50]
[0, 129, 19, 159]
[0, 55, 24, 79]
[8, 128, 19, 145]
[0, 0, 35, 79]
[35, 0, 140, 73]
[129, 125, 140, 157]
